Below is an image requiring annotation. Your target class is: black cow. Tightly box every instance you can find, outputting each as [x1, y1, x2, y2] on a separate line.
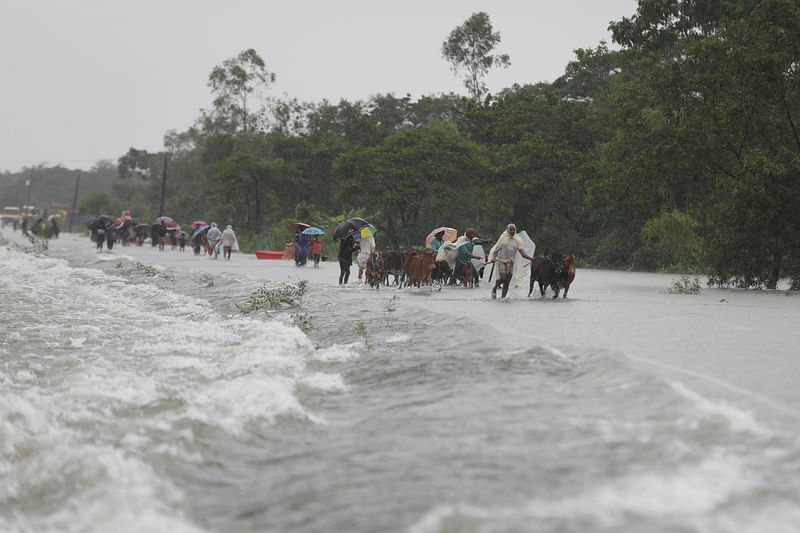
[528, 255, 562, 299]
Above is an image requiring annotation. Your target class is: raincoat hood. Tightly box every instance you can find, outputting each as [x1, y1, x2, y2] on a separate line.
[488, 227, 524, 261]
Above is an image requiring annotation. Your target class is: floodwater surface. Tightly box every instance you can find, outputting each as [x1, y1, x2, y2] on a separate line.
[2, 230, 799, 532]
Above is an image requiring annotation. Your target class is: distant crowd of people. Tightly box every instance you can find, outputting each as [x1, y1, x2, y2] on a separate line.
[87, 211, 238, 259]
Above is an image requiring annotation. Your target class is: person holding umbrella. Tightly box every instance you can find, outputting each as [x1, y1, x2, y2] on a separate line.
[338, 235, 357, 284]
[300, 227, 325, 267]
[430, 230, 446, 253]
[295, 227, 310, 266]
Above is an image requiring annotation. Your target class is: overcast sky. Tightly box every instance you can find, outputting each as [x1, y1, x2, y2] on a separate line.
[0, 0, 638, 174]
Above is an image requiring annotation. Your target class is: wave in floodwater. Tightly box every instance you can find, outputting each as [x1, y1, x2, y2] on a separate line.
[1, 241, 799, 533]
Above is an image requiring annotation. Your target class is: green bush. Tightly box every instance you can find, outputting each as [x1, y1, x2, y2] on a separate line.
[668, 276, 702, 294]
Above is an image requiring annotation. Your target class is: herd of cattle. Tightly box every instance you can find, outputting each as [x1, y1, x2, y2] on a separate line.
[361, 249, 576, 298]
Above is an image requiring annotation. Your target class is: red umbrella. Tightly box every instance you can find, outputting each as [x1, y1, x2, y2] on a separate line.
[192, 221, 207, 229]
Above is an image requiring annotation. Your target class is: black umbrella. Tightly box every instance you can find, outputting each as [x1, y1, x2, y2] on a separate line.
[333, 217, 372, 241]
[89, 215, 114, 230]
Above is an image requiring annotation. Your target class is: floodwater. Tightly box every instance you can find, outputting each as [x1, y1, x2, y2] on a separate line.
[2, 229, 799, 533]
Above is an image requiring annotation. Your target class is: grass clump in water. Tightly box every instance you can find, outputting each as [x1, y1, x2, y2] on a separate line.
[237, 280, 309, 314]
[669, 275, 702, 294]
[292, 312, 314, 333]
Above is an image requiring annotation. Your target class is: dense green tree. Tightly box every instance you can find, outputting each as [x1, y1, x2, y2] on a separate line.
[458, 84, 613, 255]
[77, 191, 116, 216]
[117, 148, 155, 180]
[607, 0, 800, 286]
[442, 12, 510, 100]
[335, 122, 490, 248]
[209, 152, 272, 231]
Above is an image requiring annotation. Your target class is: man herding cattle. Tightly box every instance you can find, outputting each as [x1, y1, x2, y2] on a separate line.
[488, 223, 535, 299]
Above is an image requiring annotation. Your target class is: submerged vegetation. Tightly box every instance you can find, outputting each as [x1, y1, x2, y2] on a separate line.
[5, 2, 800, 289]
[668, 276, 703, 295]
[237, 280, 309, 314]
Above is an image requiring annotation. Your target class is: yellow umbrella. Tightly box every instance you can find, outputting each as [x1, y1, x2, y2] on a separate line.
[360, 225, 377, 239]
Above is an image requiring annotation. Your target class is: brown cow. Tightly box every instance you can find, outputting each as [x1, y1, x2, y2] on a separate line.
[557, 253, 576, 298]
[381, 251, 405, 286]
[403, 250, 435, 288]
[365, 251, 384, 289]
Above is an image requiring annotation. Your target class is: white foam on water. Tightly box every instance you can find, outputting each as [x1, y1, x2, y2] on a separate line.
[671, 382, 770, 435]
[300, 372, 349, 393]
[386, 333, 411, 343]
[560, 452, 754, 518]
[311, 342, 363, 362]
[0, 245, 346, 529]
[409, 451, 780, 532]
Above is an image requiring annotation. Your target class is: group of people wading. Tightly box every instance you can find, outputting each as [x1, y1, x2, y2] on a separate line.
[87, 212, 238, 259]
[337, 223, 538, 299]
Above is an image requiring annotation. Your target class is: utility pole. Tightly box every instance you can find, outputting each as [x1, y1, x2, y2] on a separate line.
[68, 173, 81, 232]
[158, 154, 168, 216]
[25, 168, 33, 207]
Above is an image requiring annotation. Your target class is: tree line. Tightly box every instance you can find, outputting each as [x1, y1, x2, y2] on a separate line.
[3, 2, 799, 289]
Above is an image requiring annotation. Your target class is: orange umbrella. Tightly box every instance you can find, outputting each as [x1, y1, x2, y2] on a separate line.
[425, 227, 458, 249]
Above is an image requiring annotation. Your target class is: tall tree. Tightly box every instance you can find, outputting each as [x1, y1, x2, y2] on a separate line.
[117, 148, 154, 179]
[442, 12, 510, 100]
[207, 49, 275, 133]
[607, 0, 800, 286]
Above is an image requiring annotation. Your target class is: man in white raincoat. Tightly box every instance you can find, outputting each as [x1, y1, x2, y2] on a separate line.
[206, 223, 223, 259]
[488, 223, 535, 299]
[221, 225, 238, 260]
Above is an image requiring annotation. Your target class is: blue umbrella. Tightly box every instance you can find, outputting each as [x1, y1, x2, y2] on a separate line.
[191, 225, 209, 239]
[301, 227, 325, 236]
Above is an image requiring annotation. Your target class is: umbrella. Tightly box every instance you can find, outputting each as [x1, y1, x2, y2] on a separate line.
[192, 221, 207, 229]
[90, 215, 114, 229]
[288, 222, 311, 234]
[113, 217, 124, 228]
[333, 217, 373, 241]
[425, 227, 458, 249]
[359, 224, 377, 239]
[301, 227, 325, 236]
[333, 220, 358, 241]
[165, 221, 180, 230]
[134, 223, 149, 232]
[191, 225, 210, 239]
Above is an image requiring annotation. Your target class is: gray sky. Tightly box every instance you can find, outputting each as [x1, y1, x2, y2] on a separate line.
[0, 0, 638, 173]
